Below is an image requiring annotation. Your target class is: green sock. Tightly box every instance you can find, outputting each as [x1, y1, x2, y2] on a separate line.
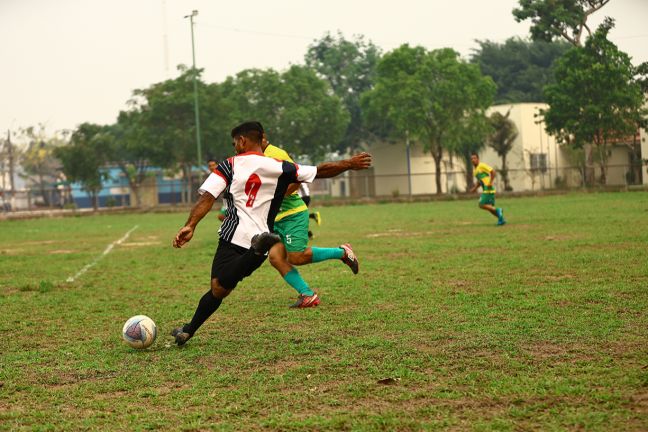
[283, 268, 314, 296]
[311, 247, 344, 263]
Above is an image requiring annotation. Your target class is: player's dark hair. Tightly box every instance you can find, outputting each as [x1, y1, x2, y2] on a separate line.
[207, 157, 217, 164]
[470, 152, 479, 158]
[231, 121, 264, 143]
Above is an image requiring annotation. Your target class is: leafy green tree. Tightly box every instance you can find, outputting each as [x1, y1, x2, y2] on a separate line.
[471, 38, 571, 103]
[100, 111, 165, 207]
[513, 0, 612, 184]
[305, 32, 382, 150]
[54, 123, 109, 210]
[18, 125, 67, 206]
[513, 0, 611, 47]
[488, 110, 518, 191]
[220, 65, 349, 161]
[542, 20, 648, 185]
[128, 66, 231, 203]
[362, 45, 496, 194]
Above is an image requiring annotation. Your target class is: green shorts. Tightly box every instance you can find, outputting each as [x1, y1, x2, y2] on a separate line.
[274, 210, 309, 252]
[479, 193, 495, 206]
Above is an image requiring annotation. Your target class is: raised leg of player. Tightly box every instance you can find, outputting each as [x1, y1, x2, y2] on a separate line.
[287, 247, 343, 265]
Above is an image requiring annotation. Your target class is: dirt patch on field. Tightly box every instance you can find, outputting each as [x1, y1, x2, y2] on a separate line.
[20, 240, 57, 246]
[119, 241, 161, 247]
[543, 235, 576, 241]
[0, 248, 22, 255]
[366, 230, 436, 238]
[520, 341, 607, 364]
[48, 249, 74, 254]
[42, 370, 118, 389]
[630, 391, 648, 413]
[543, 274, 577, 281]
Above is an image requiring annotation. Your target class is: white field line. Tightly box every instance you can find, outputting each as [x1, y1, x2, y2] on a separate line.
[66, 225, 139, 283]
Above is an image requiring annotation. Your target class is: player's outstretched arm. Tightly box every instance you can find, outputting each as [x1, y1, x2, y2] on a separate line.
[173, 192, 216, 248]
[315, 152, 372, 179]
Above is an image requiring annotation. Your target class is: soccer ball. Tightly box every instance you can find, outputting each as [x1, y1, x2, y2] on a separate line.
[122, 315, 157, 349]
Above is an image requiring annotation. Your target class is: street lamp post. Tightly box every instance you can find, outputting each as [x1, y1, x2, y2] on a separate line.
[185, 10, 202, 171]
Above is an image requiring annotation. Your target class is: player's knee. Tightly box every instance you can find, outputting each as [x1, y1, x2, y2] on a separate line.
[267, 242, 286, 267]
[210, 278, 231, 299]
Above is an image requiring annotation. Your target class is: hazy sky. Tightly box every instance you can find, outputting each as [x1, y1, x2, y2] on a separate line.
[2, 0, 646, 135]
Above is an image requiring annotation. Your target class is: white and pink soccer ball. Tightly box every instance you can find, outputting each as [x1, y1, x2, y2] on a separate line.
[122, 315, 157, 349]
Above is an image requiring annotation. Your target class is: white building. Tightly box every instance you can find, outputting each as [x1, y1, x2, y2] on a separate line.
[361, 102, 644, 197]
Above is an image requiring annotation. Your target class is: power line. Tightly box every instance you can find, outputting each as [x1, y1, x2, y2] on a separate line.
[200, 22, 316, 41]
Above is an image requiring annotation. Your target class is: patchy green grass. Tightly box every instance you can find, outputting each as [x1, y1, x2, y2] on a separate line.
[1, 192, 647, 431]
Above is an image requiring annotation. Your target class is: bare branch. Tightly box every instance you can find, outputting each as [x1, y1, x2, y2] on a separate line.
[560, 29, 578, 46]
[584, 0, 610, 18]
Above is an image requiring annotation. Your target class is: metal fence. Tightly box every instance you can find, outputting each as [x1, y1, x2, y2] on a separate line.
[1, 163, 645, 213]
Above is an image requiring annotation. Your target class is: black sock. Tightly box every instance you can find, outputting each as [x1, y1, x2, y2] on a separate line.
[185, 290, 223, 335]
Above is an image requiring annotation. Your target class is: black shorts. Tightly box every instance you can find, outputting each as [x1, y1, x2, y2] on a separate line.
[211, 239, 267, 290]
[302, 195, 311, 207]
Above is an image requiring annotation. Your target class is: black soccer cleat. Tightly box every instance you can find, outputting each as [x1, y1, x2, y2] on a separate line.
[171, 325, 192, 346]
[251, 232, 281, 255]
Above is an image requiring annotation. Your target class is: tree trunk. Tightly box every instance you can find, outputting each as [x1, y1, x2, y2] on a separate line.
[463, 153, 474, 192]
[91, 191, 99, 211]
[433, 149, 443, 195]
[501, 153, 510, 191]
[597, 143, 608, 185]
[38, 173, 50, 206]
[181, 164, 190, 205]
[584, 144, 595, 186]
[131, 184, 141, 207]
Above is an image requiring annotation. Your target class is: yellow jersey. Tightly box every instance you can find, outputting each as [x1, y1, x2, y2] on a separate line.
[263, 144, 308, 221]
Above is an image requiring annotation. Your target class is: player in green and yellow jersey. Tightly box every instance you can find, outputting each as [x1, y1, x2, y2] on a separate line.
[261, 135, 360, 308]
[469, 152, 506, 226]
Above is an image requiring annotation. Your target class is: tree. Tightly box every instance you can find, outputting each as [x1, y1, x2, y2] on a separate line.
[305, 32, 382, 150]
[513, 0, 612, 184]
[542, 19, 648, 185]
[488, 110, 518, 191]
[18, 125, 67, 207]
[54, 123, 110, 210]
[471, 38, 571, 103]
[513, 0, 611, 47]
[361, 45, 496, 194]
[100, 111, 164, 208]
[220, 66, 350, 162]
[128, 66, 232, 203]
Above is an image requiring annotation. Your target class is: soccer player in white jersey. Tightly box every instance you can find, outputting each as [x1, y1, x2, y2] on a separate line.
[170, 121, 372, 345]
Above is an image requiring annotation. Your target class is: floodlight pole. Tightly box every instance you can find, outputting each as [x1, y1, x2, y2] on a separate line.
[185, 10, 202, 170]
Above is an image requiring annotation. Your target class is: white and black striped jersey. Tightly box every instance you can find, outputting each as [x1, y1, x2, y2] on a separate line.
[198, 151, 317, 249]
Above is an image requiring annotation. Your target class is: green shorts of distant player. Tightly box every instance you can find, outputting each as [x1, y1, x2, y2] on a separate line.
[479, 193, 495, 207]
[274, 210, 310, 252]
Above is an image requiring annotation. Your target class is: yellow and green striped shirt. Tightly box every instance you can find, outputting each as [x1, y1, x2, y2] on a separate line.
[474, 162, 495, 194]
[263, 144, 308, 221]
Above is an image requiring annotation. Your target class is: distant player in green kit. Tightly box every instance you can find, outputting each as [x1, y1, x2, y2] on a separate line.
[469, 152, 506, 226]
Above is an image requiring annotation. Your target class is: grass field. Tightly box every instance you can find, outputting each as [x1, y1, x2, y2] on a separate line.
[1, 192, 647, 431]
